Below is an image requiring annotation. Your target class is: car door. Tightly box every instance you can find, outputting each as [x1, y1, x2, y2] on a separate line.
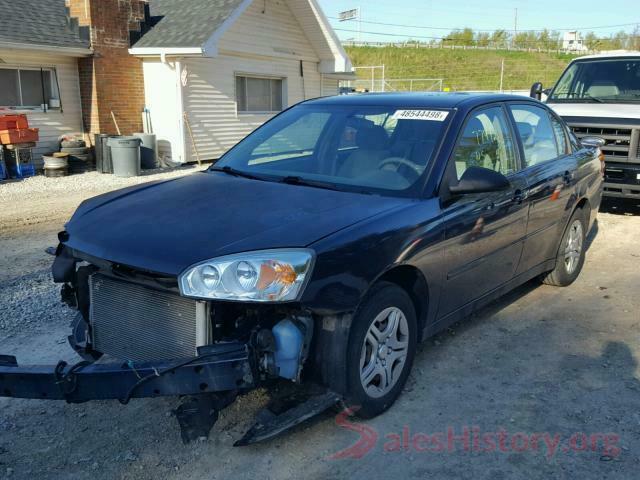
[508, 103, 577, 275]
[438, 104, 529, 316]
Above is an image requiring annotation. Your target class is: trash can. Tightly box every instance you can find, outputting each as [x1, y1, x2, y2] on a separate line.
[95, 134, 116, 174]
[133, 133, 158, 169]
[107, 137, 142, 177]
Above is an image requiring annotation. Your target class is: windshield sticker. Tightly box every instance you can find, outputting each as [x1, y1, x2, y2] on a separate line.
[392, 110, 449, 121]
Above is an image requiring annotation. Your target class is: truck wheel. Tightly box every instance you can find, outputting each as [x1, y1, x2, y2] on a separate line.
[345, 282, 417, 418]
[543, 208, 588, 287]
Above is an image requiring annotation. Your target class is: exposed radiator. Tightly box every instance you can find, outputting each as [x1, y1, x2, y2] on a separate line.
[90, 273, 198, 362]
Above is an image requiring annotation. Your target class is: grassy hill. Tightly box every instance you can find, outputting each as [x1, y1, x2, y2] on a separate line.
[344, 46, 578, 92]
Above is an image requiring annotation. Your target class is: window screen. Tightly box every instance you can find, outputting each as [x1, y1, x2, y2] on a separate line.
[236, 76, 284, 113]
[0, 67, 59, 108]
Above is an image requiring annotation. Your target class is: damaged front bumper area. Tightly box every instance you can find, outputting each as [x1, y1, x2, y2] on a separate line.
[0, 242, 341, 444]
[0, 343, 253, 404]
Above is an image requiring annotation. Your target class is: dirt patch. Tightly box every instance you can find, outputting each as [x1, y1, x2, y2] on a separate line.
[0, 179, 639, 479]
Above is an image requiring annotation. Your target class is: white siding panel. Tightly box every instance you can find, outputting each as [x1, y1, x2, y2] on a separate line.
[218, 0, 319, 62]
[183, 59, 323, 163]
[0, 49, 83, 168]
[142, 59, 183, 163]
[321, 76, 339, 97]
[179, 0, 341, 162]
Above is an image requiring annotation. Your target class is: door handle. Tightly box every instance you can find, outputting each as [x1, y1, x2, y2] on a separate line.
[512, 189, 524, 204]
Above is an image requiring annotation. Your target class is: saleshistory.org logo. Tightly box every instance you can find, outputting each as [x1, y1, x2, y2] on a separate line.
[329, 408, 621, 461]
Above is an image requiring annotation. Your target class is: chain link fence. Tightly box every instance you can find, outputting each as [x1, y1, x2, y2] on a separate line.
[341, 53, 574, 94]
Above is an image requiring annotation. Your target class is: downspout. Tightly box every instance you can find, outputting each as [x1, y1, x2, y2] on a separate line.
[174, 59, 187, 164]
[299, 60, 306, 101]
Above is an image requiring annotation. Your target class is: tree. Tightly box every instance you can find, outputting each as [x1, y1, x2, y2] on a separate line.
[444, 28, 475, 46]
[476, 32, 491, 47]
[490, 30, 509, 49]
[584, 32, 599, 50]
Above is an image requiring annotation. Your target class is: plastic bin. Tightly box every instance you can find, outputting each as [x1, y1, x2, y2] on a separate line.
[0, 149, 6, 180]
[95, 134, 119, 174]
[133, 133, 158, 169]
[4, 146, 35, 179]
[0, 128, 39, 145]
[0, 114, 29, 131]
[107, 137, 141, 177]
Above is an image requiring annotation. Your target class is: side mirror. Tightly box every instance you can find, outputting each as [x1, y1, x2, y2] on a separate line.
[530, 82, 544, 100]
[449, 166, 511, 195]
[581, 136, 606, 148]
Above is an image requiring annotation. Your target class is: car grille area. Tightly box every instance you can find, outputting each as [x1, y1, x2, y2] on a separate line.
[89, 274, 198, 362]
[569, 124, 640, 163]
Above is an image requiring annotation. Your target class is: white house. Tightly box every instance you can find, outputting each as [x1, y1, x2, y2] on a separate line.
[129, 0, 354, 164]
[562, 31, 589, 53]
[0, 0, 91, 167]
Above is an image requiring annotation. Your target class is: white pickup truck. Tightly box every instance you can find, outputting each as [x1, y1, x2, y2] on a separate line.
[531, 52, 640, 201]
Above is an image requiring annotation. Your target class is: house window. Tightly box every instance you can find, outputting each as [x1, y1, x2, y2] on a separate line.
[236, 75, 284, 113]
[0, 67, 60, 110]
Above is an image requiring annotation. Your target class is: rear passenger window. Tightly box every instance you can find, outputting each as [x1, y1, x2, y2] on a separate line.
[549, 115, 569, 155]
[510, 104, 560, 167]
[452, 106, 518, 180]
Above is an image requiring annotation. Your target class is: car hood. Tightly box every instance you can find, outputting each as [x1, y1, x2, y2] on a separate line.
[64, 171, 407, 276]
[547, 102, 640, 120]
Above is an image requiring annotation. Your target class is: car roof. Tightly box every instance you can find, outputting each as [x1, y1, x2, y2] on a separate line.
[571, 51, 640, 62]
[303, 92, 537, 110]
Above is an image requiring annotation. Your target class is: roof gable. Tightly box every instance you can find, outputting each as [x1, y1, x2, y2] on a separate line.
[0, 0, 89, 51]
[132, 0, 246, 50]
[131, 0, 352, 74]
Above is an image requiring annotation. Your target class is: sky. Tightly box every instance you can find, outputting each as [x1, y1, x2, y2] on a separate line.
[316, 0, 640, 42]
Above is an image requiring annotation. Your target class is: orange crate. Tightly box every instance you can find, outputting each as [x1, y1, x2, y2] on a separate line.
[0, 114, 29, 130]
[0, 128, 39, 145]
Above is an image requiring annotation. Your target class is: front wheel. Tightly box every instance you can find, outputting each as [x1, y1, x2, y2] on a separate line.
[345, 282, 417, 418]
[543, 208, 588, 287]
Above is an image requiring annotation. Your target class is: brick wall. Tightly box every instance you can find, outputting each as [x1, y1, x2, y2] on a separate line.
[67, 0, 147, 136]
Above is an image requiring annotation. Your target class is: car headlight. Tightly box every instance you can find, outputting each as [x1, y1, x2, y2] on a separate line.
[178, 249, 314, 302]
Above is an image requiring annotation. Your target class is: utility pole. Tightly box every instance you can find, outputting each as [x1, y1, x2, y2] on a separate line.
[513, 8, 518, 48]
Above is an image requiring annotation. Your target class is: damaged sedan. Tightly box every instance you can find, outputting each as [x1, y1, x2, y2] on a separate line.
[0, 93, 603, 444]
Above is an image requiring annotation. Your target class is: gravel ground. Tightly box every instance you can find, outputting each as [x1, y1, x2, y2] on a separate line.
[0, 173, 639, 479]
[0, 166, 203, 235]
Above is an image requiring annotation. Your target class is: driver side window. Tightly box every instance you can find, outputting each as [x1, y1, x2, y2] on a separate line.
[453, 106, 518, 180]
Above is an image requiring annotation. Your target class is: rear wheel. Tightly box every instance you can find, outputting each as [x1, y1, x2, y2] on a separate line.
[542, 208, 587, 287]
[345, 282, 417, 418]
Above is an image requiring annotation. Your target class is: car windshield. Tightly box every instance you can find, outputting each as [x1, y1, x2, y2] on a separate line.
[549, 58, 640, 103]
[212, 104, 450, 194]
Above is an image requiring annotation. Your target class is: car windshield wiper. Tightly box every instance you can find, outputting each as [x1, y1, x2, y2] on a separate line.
[279, 176, 344, 191]
[280, 176, 373, 195]
[210, 165, 266, 181]
[584, 94, 605, 103]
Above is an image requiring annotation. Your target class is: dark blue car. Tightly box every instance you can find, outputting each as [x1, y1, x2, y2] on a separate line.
[0, 93, 604, 444]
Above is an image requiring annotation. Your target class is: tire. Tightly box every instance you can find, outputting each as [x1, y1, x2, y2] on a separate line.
[61, 140, 86, 149]
[542, 208, 588, 287]
[68, 153, 93, 163]
[344, 281, 417, 418]
[61, 147, 88, 155]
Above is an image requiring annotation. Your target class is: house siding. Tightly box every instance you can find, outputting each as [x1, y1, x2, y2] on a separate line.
[179, 0, 339, 162]
[141, 59, 182, 164]
[0, 49, 83, 168]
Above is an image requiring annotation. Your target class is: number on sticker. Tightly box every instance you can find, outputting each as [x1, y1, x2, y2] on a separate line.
[392, 110, 449, 121]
